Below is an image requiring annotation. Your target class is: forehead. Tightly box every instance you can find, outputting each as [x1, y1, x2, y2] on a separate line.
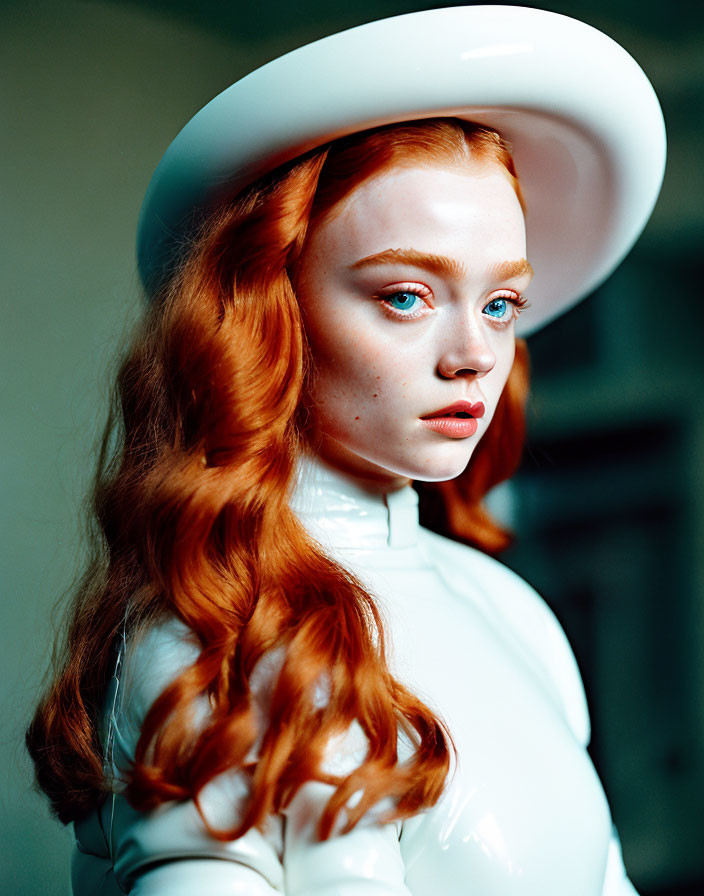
[309, 162, 526, 264]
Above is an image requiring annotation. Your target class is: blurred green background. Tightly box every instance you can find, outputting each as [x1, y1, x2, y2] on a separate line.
[1, 1, 702, 893]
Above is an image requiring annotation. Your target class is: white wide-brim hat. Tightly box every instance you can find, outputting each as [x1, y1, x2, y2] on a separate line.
[137, 5, 665, 336]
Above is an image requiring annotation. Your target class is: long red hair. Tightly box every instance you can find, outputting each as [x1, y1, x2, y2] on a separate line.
[26, 119, 530, 838]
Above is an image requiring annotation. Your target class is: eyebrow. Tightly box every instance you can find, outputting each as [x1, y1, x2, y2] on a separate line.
[350, 248, 533, 282]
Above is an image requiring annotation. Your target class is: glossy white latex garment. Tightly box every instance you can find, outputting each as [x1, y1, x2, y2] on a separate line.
[72, 454, 638, 895]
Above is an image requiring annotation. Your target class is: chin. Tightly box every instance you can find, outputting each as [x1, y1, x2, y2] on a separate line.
[383, 448, 477, 485]
[412, 464, 471, 484]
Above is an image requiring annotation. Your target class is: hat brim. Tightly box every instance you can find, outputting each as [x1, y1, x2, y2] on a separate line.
[137, 5, 665, 336]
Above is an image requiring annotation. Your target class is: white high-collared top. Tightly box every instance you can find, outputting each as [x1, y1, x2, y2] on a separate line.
[72, 455, 638, 895]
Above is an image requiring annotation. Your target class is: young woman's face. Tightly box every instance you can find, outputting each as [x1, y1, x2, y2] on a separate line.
[295, 161, 531, 489]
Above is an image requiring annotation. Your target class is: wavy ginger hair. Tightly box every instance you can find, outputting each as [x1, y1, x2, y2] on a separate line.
[26, 119, 530, 839]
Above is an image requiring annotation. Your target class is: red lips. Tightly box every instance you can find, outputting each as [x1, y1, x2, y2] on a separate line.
[421, 400, 485, 420]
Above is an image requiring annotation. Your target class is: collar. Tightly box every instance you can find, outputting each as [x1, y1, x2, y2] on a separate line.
[290, 453, 420, 554]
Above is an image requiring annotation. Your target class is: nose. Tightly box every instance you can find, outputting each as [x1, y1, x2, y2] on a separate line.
[436, 319, 496, 379]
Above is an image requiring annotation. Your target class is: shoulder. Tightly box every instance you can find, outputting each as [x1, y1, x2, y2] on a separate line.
[104, 615, 204, 777]
[418, 526, 545, 628]
[120, 615, 201, 728]
[420, 526, 531, 597]
[107, 616, 288, 775]
[419, 527, 591, 746]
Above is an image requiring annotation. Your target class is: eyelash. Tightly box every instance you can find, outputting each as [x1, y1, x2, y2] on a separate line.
[373, 283, 433, 320]
[373, 284, 528, 322]
[484, 291, 529, 325]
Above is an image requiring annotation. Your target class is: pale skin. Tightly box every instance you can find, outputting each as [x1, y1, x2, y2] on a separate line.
[295, 160, 533, 491]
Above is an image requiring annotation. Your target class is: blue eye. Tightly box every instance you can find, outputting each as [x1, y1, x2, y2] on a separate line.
[386, 291, 422, 313]
[375, 285, 432, 320]
[483, 297, 512, 320]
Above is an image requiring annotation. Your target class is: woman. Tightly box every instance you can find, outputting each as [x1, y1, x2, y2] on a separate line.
[26, 6, 665, 895]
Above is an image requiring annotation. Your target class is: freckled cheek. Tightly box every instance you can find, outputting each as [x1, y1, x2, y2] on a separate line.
[312, 349, 373, 413]
[303, 302, 416, 431]
[314, 325, 392, 393]
[483, 343, 516, 424]
[315, 352, 402, 438]
[500, 340, 517, 382]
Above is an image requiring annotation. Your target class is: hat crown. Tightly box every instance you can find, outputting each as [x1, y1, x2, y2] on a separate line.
[137, 5, 665, 334]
